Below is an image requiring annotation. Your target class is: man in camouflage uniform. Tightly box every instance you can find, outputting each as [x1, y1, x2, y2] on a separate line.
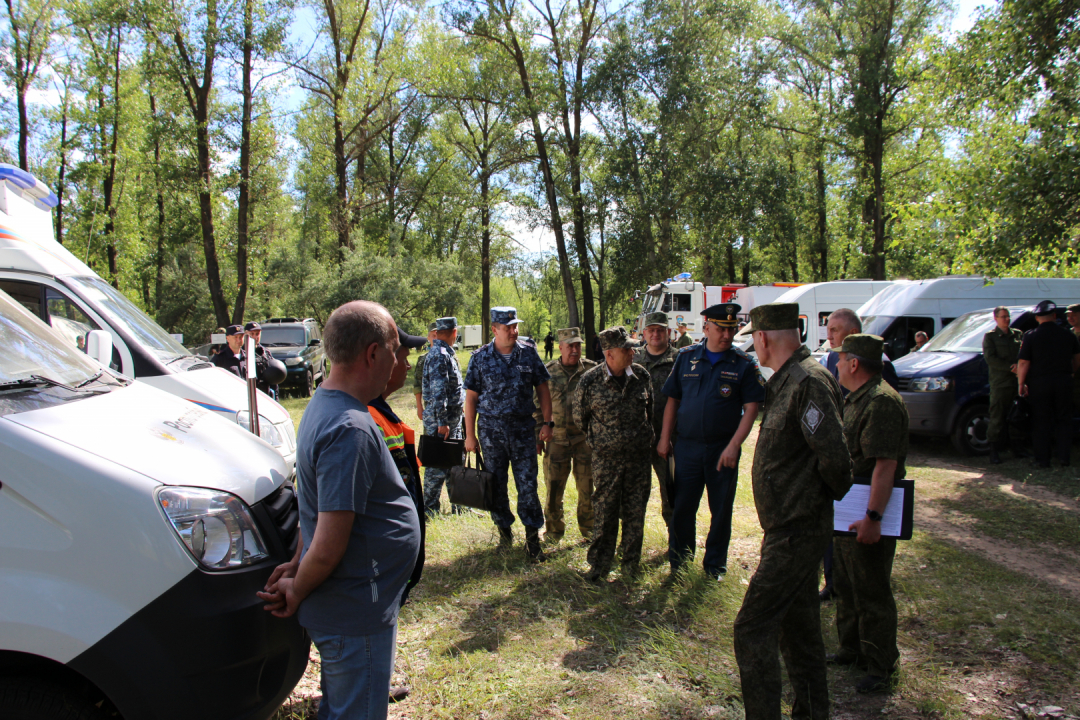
[675, 322, 694, 349]
[734, 302, 852, 720]
[634, 311, 677, 527]
[464, 306, 554, 560]
[423, 317, 466, 516]
[982, 306, 1024, 464]
[534, 327, 596, 541]
[413, 322, 437, 420]
[573, 326, 654, 582]
[833, 334, 908, 694]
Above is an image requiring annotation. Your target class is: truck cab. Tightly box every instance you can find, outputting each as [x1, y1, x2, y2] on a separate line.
[0, 286, 307, 719]
[0, 164, 295, 476]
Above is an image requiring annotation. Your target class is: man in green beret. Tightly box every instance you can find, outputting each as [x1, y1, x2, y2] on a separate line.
[413, 322, 437, 420]
[733, 303, 852, 720]
[573, 326, 654, 582]
[634, 311, 678, 526]
[535, 327, 597, 542]
[832, 333, 907, 694]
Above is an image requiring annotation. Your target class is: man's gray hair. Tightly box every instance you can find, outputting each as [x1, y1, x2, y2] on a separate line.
[829, 308, 862, 332]
[323, 300, 395, 365]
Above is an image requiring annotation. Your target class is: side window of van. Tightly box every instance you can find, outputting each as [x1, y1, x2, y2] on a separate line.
[883, 316, 935, 359]
[46, 288, 101, 350]
[0, 279, 45, 319]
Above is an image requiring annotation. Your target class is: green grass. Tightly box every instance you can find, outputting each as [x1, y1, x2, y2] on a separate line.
[271, 393, 1080, 719]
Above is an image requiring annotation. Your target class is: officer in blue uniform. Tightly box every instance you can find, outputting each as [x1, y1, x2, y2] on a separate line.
[422, 316, 466, 516]
[658, 303, 765, 580]
[464, 306, 555, 560]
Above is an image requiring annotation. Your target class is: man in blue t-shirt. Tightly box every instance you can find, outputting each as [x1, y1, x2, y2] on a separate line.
[658, 303, 764, 581]
[259, 300, 420, 720]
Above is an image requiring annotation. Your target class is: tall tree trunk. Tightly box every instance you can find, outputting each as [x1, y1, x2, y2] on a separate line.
[55, 78, 70, 244]
[814, 144, 828, 281]
[726, 243, 736, 282]
[150, 91, 166, 311]
[333, 113, 350, 261]
[232, 0, 253, 324]
[101, 26, 123, 289]
[481, 169, 491, 346]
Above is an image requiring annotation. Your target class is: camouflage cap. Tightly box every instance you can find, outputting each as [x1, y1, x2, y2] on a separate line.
[838, 333, 884, 359]
[643, 311, 669, 327]
[491, 306, 522, 325]
[557, 327, 584, 344]
[1068, 303, 1080, 314]
[427, 322, 438, 332]
[598, 326, 635, 350]
[435, 316, 458, 331]
[749, 302, 799, 331]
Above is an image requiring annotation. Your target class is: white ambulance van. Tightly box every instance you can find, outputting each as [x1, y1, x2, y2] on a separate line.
[0, 286, 307, 718]
[0, 164, 295, 475]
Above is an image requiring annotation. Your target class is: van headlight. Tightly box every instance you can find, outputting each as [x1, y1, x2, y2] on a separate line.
[157, 487, 269, 570]
[908, 376, 952, 392]
[236, 410, 284, 447]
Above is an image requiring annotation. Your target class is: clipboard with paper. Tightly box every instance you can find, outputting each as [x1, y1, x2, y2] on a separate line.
[833, 477, 915, 540]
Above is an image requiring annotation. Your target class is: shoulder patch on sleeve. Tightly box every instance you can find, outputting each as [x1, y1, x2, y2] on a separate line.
[802, 401, 824, 434]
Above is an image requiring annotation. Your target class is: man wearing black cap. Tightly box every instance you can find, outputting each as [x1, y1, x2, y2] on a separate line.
[734, 302, 852, 720]
[658, 303, 764, 581]
[1017, 300, 1080, 468]
[211, 325, 247, 378]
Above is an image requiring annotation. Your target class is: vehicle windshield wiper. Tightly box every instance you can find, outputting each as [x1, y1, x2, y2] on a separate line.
[165, 354, 192, 365]
[0, 374, 76, 392]
[75, 370, 104, 388]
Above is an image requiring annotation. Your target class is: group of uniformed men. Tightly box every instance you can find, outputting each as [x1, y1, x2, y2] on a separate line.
[210, 321, 279, 395]
[407, 300, 910, 717]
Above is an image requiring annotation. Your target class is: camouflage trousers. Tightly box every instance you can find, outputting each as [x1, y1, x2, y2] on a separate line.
[478, 416, 545, 529]
[648, 450, 673, 527]
[587, 452, 651, 577]
[833, 536, 899, 677]
[734, 531, 831, 720]
[422, 417, 464, 516]
[543, 437, 594, 538]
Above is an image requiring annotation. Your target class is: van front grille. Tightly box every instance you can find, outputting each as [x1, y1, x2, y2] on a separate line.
[254, 483, 299, 559]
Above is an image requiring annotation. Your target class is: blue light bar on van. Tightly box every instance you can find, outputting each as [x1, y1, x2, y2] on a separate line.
[0, 163, 59, 208]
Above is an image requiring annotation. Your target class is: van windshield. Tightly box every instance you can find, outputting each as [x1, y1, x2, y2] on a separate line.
[0, 289, 102, 387]
[66, 276, 191, 363]
[921, 312, 995, 353]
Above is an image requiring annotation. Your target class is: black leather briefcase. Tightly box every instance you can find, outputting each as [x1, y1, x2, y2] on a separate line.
[447, 452, 494, 511]
[417, 434, 465, 469]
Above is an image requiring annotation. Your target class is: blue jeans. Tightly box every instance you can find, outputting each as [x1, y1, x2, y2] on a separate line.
[309, 624, 397, 720]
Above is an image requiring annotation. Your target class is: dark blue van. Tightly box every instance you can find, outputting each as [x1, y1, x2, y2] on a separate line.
[892, 305, 1077, 455]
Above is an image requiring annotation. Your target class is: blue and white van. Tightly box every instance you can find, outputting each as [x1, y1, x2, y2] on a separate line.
[0, 164, 295, 475]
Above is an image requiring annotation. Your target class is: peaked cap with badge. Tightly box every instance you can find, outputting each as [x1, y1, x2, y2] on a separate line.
[491, 306, 522, 325]
[702, 303, 741, 328]
[557, 327, 584, 344]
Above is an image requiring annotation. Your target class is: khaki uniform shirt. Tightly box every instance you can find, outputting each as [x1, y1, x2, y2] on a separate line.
[982, 326, 1022, 388]
[634, 344, 678, 437]
[675, 333, 693, 349]
[843, 374, 909, 481]
[573, 363, 654, 457]
[753, 346, 852, 536]
[534, 357, 597, 444]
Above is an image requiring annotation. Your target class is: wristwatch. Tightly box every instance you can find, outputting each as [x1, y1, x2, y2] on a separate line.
[866, 509, 883, 522]
[543, 421, 555, 428]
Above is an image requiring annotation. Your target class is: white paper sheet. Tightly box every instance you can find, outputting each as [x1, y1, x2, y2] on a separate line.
[834, 484, 906, 537]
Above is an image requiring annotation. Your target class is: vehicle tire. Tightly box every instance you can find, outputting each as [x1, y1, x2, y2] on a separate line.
[0, 679, 110, 720]
[300, 369, 314, 398]
[952, 403, 991, 455]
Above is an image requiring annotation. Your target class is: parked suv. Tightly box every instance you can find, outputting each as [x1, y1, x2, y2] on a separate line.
[892, 305, 1079, 455]
[260, 318, 326, 396]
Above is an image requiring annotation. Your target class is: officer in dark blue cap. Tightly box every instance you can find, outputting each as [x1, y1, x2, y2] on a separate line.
[658, 302, 765, 580]
[211, 325, 247, 378]
[464, 306, 554, 560]
[1017, 300, 1080, 468]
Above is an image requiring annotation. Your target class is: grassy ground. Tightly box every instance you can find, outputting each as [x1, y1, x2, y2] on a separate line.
[271, 365, 1080, 720]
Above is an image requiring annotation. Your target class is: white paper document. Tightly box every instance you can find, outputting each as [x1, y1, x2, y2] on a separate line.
[834, 484, 906, 537]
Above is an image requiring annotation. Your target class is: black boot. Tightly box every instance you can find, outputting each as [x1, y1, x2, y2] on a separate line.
[525, 527, 546, 562]
[498, 525, 513, 551]
[989, 442, 1002, 464]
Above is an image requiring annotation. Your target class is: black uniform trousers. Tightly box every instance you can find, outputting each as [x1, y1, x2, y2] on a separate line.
[1028, 374, 1074, 465]
[668, 437, 739, 573]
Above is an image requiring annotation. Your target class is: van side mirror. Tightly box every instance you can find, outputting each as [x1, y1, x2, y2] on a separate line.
[309, 338, 321, 346]
[86, 330, 113, 366]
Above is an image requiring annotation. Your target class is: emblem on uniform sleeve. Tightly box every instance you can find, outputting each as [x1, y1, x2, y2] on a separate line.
[802, 401, 823, 434]
[758, 374, 766, 386]
[719, 383, 732, 397]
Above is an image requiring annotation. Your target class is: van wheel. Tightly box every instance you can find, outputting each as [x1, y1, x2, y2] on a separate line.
[0, 679, 110, 720]
[952, 403, 991, 455]
[300, 369, 314, 398]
